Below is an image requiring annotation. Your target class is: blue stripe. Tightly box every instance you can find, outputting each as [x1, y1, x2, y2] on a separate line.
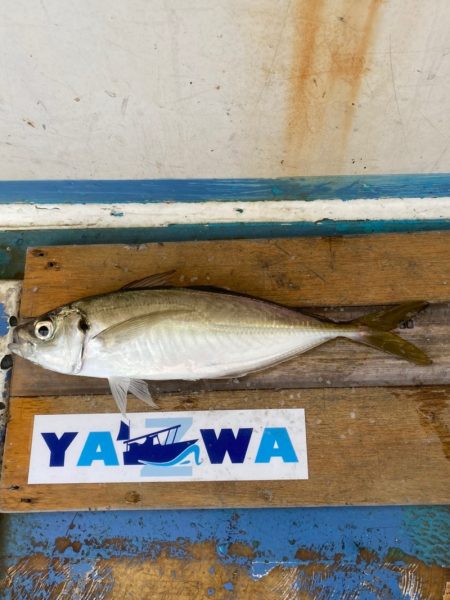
[0, 173, 449, 203]
[1, 220, 450, 279]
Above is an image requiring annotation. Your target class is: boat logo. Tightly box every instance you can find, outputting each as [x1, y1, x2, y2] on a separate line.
[118, 417, 201, 477]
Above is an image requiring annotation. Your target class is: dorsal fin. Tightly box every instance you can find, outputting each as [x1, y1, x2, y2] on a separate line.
[121, 270, 176, 290]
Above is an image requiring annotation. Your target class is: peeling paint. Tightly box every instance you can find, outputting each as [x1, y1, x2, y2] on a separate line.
[54, 537, 82, 554]
[2, 540, 449, 599]
[1, 507, 449, 599]
[384, 547, 450, 600]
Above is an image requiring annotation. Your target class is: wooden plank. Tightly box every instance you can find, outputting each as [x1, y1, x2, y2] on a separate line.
[1, 387, 449, 512]
[11, 233, 450, 397]
[11, 303, 450, 397]
[19, 233, 450, 316]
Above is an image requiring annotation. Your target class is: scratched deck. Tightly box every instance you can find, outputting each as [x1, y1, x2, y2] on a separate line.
[1, 233, 450, 512]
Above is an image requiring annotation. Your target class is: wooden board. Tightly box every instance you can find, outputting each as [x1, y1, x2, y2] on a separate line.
[18, 233, 450, 317]
[3, 233, 450, 511]
[11, 233, 450, 397]
[1, 387, 449, 512]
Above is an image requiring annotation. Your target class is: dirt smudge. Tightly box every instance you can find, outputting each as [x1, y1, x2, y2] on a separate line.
[286, 0, 383, 168]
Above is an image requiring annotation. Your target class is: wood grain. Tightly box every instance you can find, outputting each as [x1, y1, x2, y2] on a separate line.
[19, 233, 450, 317]
[1, 387, 449, 512]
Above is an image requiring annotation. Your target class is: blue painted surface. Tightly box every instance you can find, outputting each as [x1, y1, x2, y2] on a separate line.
[0, 507, 448, 598]
[1, 219, 450, 279]
[0, 304, 8, 337]
[0, 173, 449, 203]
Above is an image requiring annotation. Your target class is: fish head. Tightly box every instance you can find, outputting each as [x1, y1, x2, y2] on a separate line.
[9, 306, 88, 375]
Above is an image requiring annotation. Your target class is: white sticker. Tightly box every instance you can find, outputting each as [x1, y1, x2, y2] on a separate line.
[28, 409, 308, 484]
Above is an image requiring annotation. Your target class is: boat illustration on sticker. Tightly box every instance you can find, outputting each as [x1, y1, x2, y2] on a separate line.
[117, 417, 201, 476]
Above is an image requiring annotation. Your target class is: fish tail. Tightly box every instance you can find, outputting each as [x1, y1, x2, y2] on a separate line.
[342, 301, 432, 365]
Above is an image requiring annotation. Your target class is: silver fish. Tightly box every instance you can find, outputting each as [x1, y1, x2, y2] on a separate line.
[9, 272, 431, 414]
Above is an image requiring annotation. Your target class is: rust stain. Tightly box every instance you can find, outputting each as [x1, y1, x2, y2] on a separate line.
[287, 0, 327, 147]
[286, 0, 383, 168]
[339, 0, 384, 140]
[416, 390, 450, 460]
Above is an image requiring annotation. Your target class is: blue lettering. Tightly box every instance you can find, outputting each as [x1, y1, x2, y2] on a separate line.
[255, 428, 298, 463]
[77, 432, 119, 466]
[200, 428, 253, 464]
[41, 432, 78, 467]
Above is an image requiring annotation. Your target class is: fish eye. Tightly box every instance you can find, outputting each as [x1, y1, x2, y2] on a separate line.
[35, 320, 54, 341]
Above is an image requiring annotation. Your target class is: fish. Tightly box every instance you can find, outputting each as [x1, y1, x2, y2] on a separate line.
[9, 271, 432, 414]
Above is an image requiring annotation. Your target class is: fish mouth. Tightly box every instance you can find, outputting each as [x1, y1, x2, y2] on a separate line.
[8, 342, 25, 357]
[8, 334, 35, 358]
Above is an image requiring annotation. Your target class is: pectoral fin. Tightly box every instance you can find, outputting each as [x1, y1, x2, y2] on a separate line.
[128, 379, 159, 409]
[94, 310, 192, 347]
[109, 376, 159, 416]
[109, 377, 129, 415]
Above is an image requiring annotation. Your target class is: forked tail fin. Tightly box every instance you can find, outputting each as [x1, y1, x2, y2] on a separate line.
[346, 301, 432, 365]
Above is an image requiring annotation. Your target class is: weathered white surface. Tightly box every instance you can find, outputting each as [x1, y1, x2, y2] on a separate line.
[1, 197, 450, 229]
[0, 0, 448, 179]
